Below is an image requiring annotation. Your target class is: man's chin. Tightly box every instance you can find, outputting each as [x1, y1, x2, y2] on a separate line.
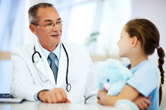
[52, 40, 61, 45]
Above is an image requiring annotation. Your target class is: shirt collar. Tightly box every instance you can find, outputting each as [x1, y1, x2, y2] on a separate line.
[128, 60, 149, 73]
[37, 40, 61, 60]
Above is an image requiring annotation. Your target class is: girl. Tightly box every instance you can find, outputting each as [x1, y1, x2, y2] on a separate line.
[97, 19, 165, 110]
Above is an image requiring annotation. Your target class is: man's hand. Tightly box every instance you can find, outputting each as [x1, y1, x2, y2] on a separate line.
[38, 88, 70, 103]
[133, 95, 151, 110]
[66, 99, 71, 103]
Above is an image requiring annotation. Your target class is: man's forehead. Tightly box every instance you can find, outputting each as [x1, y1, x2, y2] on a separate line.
[37, 7, 60, 21]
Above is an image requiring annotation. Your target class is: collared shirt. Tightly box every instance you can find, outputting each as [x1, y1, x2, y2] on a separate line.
[34, 41, 61, 101]
[37, 40, 61, 67]
[127, 60, 159, 110]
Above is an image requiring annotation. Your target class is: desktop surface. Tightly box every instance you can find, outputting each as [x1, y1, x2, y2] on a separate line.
[0, 101, 130, 110]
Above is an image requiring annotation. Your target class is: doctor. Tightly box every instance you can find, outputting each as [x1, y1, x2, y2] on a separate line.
[11, 3, 98, 104]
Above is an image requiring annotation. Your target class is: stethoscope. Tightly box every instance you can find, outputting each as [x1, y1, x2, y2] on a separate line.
[32, 43, 71, 92]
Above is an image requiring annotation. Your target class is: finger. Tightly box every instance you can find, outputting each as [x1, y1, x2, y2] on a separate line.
[141, 101, 148, 110]
[53, 88, 66, 103]
[66, 99, 71, 103]
[144, 99, 151, 107]
[146, 96, 151, 99]
[38, 90, 48, 102]
[97, 91, 100, 99]
[97, 100, 100, 104]
[97, 95, 100, 99]
[97, 100, 103, 105]
[51, 88, 62, 103]
[59, 88, 67, 102]
[50, 93, 57, 103]
[56, 91, 64, 103]
[60, 88, 67, 99]
[45, 95, 52, 103]
[137, 104, 144, 110]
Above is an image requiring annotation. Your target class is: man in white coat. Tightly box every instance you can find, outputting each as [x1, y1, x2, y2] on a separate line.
[11, 3, 98, 104]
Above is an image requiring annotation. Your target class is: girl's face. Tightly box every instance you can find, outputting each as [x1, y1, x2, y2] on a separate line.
[117, 26, 133, 57]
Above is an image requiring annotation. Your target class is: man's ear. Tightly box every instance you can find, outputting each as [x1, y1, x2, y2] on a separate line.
[29, 24, 37, 35]
[131, 36, 138, 48]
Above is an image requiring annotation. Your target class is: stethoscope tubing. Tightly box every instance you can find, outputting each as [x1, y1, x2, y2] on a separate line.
[62, 43, 71, 92]
[32, 46, 42, 63]
[32, 43, 71, 92]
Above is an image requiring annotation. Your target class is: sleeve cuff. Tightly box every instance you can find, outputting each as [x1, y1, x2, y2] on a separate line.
[34, 91, 40, 101]
[34, 89, 49, 101]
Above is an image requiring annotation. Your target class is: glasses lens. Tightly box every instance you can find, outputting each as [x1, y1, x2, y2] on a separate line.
[45, 24, 52, 30]
[45, 21, 63, 29]
[57, 21, 63, 27]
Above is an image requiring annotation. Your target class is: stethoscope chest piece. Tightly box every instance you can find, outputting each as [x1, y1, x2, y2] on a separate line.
[66, 83, 71, 92]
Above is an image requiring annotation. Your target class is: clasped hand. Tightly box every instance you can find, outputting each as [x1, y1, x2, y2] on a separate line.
[97, 90, 151, 110]
[38, 88, 71, 103]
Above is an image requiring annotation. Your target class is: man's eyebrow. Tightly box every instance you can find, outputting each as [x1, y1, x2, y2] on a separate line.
[44, 20, 52, 22]
[44, 18, 61, 22]
[57, 18, 61, 20]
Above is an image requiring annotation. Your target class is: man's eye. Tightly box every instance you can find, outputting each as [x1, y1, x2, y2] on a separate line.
[46, 23, 52, 26]
[56, 21, 62, 24]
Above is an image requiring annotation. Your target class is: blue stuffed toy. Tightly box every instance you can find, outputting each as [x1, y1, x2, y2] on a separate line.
[95, 58, 138, 110]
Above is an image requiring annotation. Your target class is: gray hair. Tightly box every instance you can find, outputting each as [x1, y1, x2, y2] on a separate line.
[28, 3, 54, 24]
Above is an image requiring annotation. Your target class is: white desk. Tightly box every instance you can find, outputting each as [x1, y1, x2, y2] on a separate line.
[0, 101, 131, 110]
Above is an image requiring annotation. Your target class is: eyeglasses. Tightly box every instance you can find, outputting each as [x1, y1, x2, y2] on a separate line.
[32, 21, 63, 30]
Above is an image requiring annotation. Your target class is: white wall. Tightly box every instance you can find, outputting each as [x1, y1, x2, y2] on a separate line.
[23, 0, 47, 45]
[130, 0, 166, 109]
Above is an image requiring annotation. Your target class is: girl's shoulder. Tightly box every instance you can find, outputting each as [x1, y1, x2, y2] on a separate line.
[139, 60, 157, 72]
[131, 60, 158, 74]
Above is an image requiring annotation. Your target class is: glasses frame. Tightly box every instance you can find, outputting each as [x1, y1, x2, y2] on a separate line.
[31, 21, 63, 30]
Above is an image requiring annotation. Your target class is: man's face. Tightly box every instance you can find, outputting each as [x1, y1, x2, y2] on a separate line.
[32, 7, 62, 51]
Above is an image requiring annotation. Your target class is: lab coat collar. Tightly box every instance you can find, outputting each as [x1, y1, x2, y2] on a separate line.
[34, 41, 56, 86]
[37, 41, 61, 61]
[34, 41, 73, 87]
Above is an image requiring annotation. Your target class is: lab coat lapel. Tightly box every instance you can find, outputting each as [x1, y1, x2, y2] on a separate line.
[57, 43, 72, 87]
[34, 42, 56, 86]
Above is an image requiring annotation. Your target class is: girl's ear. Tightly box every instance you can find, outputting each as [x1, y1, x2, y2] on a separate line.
[29, 24, 37, 35]
[131, 36, 138, 48]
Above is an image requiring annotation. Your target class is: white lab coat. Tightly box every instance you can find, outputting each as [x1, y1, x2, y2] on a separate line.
[11, 41, 98, 104]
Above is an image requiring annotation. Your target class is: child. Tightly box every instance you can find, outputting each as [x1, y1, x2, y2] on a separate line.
[97, 19, 165, 110]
